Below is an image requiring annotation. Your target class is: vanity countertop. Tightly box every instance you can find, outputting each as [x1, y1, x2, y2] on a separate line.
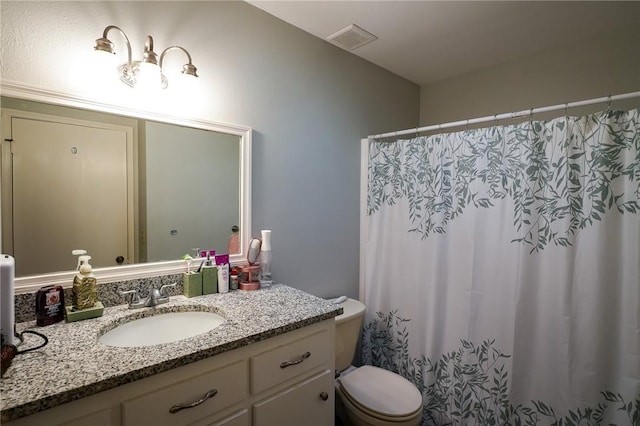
[0, 284, 342, 422]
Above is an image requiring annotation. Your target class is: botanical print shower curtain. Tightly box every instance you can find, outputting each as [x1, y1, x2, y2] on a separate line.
[362, 109, 640, 425]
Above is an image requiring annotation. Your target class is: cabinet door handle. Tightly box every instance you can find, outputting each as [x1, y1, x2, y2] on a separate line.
[320, 392, 329, 401]
[280, 351, 311, 368]
[169, 388, 218, 414]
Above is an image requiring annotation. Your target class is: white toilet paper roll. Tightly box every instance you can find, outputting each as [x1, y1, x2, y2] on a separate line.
[1, 254, 16, 346]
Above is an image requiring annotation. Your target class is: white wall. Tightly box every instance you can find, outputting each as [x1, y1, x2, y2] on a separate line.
[420, 24, 640, 126]
[1, 1, 419, 298]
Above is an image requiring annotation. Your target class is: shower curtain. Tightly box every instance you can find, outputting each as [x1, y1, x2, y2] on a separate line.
[361, 109, 640, 425]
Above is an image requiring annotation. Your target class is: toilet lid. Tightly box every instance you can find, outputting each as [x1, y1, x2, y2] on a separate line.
[339, 365, 422, 417]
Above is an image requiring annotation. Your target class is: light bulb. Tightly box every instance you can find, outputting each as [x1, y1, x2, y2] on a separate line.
[93, 50, 119, 80]
[135, 62, 162, 91]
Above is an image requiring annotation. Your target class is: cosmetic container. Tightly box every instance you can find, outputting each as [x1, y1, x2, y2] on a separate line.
[230, 267, 239, 290]
[183, 272, 203, 297]
[71, 253, 98, 310]
[36, 285, 65, 326]
[65, 250, 104, 322]
[202, 265, 218, 294]
[260, 230, 273, 288]
[215, 254, 230, 293]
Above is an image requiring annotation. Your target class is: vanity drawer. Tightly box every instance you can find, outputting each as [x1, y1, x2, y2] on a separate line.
[59, 408, 112, 426]
[250, 329, 330, 394]
[206, 409, 249, 426]
[122, 360, 247, 426]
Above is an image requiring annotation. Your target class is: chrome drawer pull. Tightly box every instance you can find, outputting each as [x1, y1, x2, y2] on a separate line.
[169, 389, 218, 414]
[280, 351, 311, 368]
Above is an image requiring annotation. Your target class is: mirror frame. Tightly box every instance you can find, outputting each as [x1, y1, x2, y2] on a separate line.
[0, 81, 251, 294]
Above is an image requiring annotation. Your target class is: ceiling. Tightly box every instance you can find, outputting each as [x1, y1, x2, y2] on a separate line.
[247, 1, 640, 86]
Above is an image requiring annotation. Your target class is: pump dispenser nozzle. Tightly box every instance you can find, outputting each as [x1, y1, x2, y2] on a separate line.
[72, 249, 88, 271]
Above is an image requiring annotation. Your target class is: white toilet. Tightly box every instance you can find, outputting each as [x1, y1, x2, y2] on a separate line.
[332, 298, 423, 426]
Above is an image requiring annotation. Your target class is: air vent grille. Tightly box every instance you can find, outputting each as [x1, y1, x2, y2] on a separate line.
[327, 24, 377, 51]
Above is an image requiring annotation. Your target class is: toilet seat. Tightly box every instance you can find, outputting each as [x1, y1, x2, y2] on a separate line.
[338, 365, 422, 420]
[337, 384, 422, 424]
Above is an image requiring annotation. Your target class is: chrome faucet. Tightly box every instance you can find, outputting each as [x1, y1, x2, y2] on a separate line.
[119, 283, 177, 309]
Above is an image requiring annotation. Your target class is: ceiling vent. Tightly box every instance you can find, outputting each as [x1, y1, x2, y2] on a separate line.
[327, 24, 377, 51]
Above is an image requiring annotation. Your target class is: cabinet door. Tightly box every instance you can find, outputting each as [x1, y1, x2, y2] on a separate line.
[253, 370, 333, 426]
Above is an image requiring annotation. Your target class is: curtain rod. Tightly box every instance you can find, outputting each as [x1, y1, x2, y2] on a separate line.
[369, 91, 640, 139]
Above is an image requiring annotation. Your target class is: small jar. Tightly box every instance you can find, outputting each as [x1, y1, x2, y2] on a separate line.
[230, 267, 239, 290]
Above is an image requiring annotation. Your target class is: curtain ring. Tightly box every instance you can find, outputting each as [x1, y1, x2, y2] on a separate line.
[606, 94, 612, 115]
[465, 119, 470, 131]
[415, 127, 419, 139]
[564, 102, 569, 118]
[494, 114, 498, 127]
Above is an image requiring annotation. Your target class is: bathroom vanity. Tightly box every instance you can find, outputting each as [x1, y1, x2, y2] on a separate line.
[1, 285, 340, 426]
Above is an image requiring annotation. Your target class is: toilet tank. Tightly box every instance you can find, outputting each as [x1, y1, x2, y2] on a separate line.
[334, 298, 366, 372]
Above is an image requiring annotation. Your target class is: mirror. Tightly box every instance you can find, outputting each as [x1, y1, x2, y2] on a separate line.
[0, 83, 251, 292]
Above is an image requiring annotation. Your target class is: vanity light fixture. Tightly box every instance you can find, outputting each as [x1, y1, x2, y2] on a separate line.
[94, 25, 198, 89]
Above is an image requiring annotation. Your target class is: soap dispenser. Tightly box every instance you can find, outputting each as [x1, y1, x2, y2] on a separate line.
[66, 250, 104, 322]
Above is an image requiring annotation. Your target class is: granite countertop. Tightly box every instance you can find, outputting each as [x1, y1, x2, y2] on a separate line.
[0, 284, 342, 422]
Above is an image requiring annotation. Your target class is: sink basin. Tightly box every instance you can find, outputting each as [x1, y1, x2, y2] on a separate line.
[99, 311, 225, 347]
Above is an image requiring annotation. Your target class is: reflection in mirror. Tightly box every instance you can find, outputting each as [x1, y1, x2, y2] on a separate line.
[0, 93, 249, 284]
[142, 120, 239, 263]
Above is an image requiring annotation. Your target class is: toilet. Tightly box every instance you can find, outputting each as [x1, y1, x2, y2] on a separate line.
[332, 298, 423, 426]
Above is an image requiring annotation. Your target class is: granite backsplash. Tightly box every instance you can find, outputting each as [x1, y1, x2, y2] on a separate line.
[14, 274, 183, 323]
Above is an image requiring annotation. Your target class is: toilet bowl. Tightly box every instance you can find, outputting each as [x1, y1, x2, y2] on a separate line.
[331, 298, 422, 426]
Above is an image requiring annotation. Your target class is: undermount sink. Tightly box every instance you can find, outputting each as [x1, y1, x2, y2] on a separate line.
[99, 311, 225, 347]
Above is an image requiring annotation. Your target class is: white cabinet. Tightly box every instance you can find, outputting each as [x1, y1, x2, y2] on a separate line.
[253, 370, 334, 426]
[121, 360, 247, 426]
[59, 408, 112, 426]
[250, 328, 330, 394]
[251, 328, 334, 426]
[6, 319, 335, 426]
[202, 409, 250, 426]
